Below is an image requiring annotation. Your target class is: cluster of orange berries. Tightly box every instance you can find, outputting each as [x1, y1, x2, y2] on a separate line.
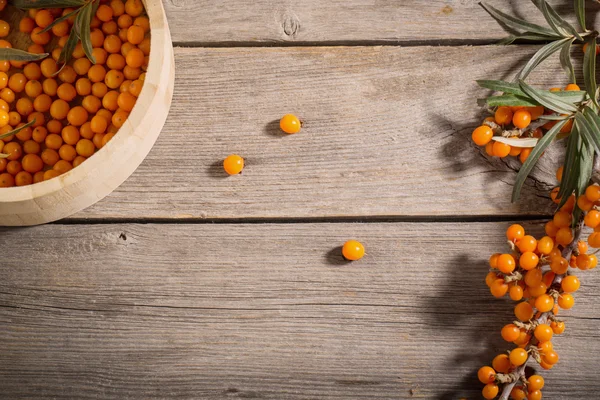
[478, 177, 600, 398]
[471, 84, 580, 162]
[222, 114, 302, 175]
[0, 0, 149, 187]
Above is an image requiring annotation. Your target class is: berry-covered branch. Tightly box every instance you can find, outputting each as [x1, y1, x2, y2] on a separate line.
[472, 1, 600, 398]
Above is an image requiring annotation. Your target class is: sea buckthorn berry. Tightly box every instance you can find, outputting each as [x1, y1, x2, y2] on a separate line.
[72, 155, 86, 168]
[51, 20, 69, 37]
[93, 132, 105, 149]
[82, 95, 102, 114]
[3, 142, 22, 160]
[551, 320, 565, 334]
[484, 141, 494, 156]
[509, 348, 528, 366]
[509, 284, 523, 301]
[111, 110, 129, 128]
[72, 42, 86, 59]
[558, 293, 574, 309]
[20, 17, 35, 33]
[223, 154, 244, 175]
[341, 240, 365, 261]
[519, 147, 533, 163]
[589, 254, 598, 269]
[576, 254, 592, 270]
[62, 125, 80, 145]
[53, 159, 72, 174]
[67, 106, 88, 127]
[118, 14, 133, 29]
[561, 275, 580, 292]
[134, 16, 149, 32]
[31, 27, 51, 45]
[517, 235, 536, 252]
[512, 109, 531, 129]
[519, 252, 539, 271]
[537, 236, 554, 255]
[528, 282, 547, 297]
[490, 279, 508, 298]
[88, 64, 107, 83]
[90, 115, 108, 134]
[104, 34, 122, 53]
[41, 148, 59, 166]
[485, 271, 498, 287]
[48, 99, 69, 121]
[96, 4, 114, 22]
[278, 114, 302, 134]
[34, 9, 53, 28]
[556, 227, 574, 246]
[59, 144, 77, 162]
[73, 58, 92, 76]
[128, 79, 143, 97]
[33, 94, 52, 113]
[0, 172, 14, 187]
[20, 153, 42, 174]
[105, 69, 124, 89]
[508, 146, 521, 157]
[125, 47, 144, 68]
[111, 0, 125, 16]
[577, 194, 594, 211]
[515, 301, 534, 321]
[126, 25, 144, 44]
[492, 141, 511, 157]
[524, 268, 542, 287]
[117, 91, 136, 111]
[495, 106, 513, 125]
[31, 126, 46, 143]
[23, 64, 41, 81]
[76, 138, 95, 157]
[23, 140, 40, 154]
[15, 171, 32, 186]
[123, 65, 141, 80]
[534, 324, 553, 342]
[102, 20, 118, 35]
[535, 294, 555, 312]
[76, 78, 92, 96]
[102, 132, 115, 147]
[496, 254, 515, 274]
[510, 387, 527, 400]
[501, 324, 521, 342]
[125, 0, 143, 17]
[506, 224, 524, 242]
[477, 366, 496, 384]
[92, 48, 108, 64]
[90, 29, 105, 48]
[33, 171, 44, 183]
[482, 384, 499, 400]
[589, 232, 600, 248]
[24, 80, 41, 99]
[6, 160, 22, 175]
[578, 240, 589, 254]
[139, 38, 150, 56]
[43, 170, 60, 181]
[41, 59, 58, 78]
[585, 184, 600, 202]
[492, 353, 510, 373]
[0, 88, 14, 103]
[553, 211, 571, 228]
[543, 350, 559, 365]
[107, 53, 126, 70]
[565, 83, 580, 91]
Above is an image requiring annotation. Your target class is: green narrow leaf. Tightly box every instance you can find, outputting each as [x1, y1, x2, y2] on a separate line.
[499, 32, 565, 45]
[76, 2, 95, 63]
[560, 38, 576, 84]
[512, 119, 568, 202]
[577, 133, 594, 197]
[575, 111, 600, 153]
[39, 7, 81, 34]
[480, 2, 559, 37]
[574, 0, 586, 32]
[558, 130, 580, 204]
[519, 80, 578, 114]
[0, 119, 37, 141]
[584, 37, 598, 107]
[12, 0, 85, 8]
[477, 80, 524, 95]
[0, 48, 48, 61]
[516, 37, 572, 81]
[486, 94, 539, 107]
[534, 0, 583, 40]
[57, 28, 79, 66]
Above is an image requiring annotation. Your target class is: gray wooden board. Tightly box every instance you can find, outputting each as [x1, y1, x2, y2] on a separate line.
[1, 222, 598, 398]
[163, 0, 600, 45]
[74, 45, 573, 220]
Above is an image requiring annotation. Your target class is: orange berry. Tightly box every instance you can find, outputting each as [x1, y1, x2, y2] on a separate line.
[495, 106, 513, 125]
[517, 235, 536, 252]
[492, 141, 511, 157]
[535, 294, 554, 312]
[58, 144, 77, 162]
[34, 9, 53, 28]
[67, 106, 88, 127]
[543, 350, 559, 365]
[82, 95, 102, 114]
[514, 301, 534, 321]
[111, 0, 125, 16]
[477, 366, 496, 384]
[72, 155, 86, 168]
[128, 79, 143, 97]
[509, 348, 528, 366]
[43, 170, 60, 181]
[51, 20, 69, 37]
[501, 324, 521, 342]
[577, 194, 594, 211]
[102, 90, 119, 110]
[19, 17, 35, 33]
[537, 236, 554, 255]
[96, 4, 114, 22]
[107, 53, 126, 70]
[512, 109, 531, 129]
[125, 0, 143, 17]
[117, 91, 136, 111]
[118, 14, 133, 29]
[534, 324, 553, 342]
[76, 78, 92, 96]
[482, 384, 499, 400]
[73, 58, 92, 76]
[75, 138, 95, 157]
[556, 227, 574, 246]
[88, 64, 107, 83]
[519, 252, 539, 271]
[33, 94, 52, 113]
[92, 48, 108, 64]
[585, 210, 600, 228]
[280, 114, 302, 135]
[490, 279, 509, 298]
[90, 115, 108, 134]
[519, 148, 532, 163]
[506, 224, 525, 242]
[104, 34, 122, 54]
[496, 254, 515, 274]
[102, 20, 118, 35]
[23, 64, 41, 81]
[492, 353, 511, 373]
[61, 125, 80, 145]
[223, 154, 244, 175]
[524, 268, 542, 287]
[31, 27, 50, 45]
[41, 148, 59, 166]
[111, 110, 129, 128]
[528, 282, 547, 297]
[510, 387, 527, 400]
[53, 159, 72, 174]
[561, 275, 580, 293]
[509, 284, 523, 301]
[15, 171, 32, 186]
[49, 99, 70, 120]
[565, 83, 581, 91]
[105, 69, 125, 89]
[126, 25, 144, 44]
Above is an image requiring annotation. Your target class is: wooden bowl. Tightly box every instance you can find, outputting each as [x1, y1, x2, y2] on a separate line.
[0, 0, 174, 226]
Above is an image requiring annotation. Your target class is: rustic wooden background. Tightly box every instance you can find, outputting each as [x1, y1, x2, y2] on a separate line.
[2, 1, 600, 398]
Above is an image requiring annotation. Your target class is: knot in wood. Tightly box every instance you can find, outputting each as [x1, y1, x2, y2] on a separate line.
[282, 14, 300, 37]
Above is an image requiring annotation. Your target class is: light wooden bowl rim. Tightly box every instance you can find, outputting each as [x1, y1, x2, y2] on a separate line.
[0, 0, 174, 225]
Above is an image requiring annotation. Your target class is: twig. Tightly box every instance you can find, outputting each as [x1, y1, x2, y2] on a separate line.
[498, 216, 585, 400]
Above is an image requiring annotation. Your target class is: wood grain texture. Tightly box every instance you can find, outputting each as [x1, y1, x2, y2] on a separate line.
[163, 0, 600, 45]
[75, 44, 573, 220]
[0, 222, 599, 398]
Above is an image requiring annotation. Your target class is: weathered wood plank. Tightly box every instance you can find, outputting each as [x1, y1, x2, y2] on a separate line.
[1, 222, 599, 398]
[163, 0, 599, 45]
[75, 45, 570, 220]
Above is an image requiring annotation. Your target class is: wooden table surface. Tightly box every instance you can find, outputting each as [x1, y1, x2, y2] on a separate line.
[2, 1, 600, 398]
